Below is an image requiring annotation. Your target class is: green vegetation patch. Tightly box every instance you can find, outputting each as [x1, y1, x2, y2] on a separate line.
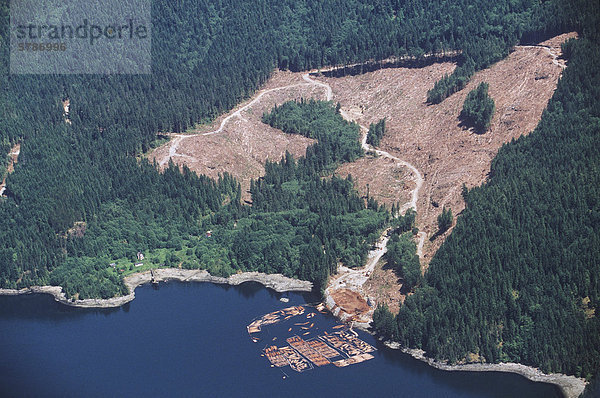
[378, 38, 600, 378]
[460, 82, 495, 133]
[366, 119, 386, 147]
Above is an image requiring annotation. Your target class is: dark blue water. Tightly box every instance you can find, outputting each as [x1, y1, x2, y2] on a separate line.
[0, 282, 561, 398]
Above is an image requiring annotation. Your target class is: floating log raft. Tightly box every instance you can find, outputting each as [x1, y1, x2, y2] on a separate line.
[320, 335, 363, 357]
[247, 306, 305, 334]
[332, 353, 374, 367]
[251, 306, 376, 373]
[264, 346, 289, 368]
[337, 331, 376, 353]
[279, 346, 313, 372]
[306, 338, 342, 359]
[283, 306, 305, 316]
[247, 321, 262, 334]
[286, 336, 330, 367]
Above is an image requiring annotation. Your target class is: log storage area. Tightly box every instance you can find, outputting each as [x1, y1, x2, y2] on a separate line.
[248, 305, 376, 373]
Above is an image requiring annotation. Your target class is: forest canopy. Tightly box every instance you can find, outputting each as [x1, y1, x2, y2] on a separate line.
[366, 119, 386, 147]
[0, 0, 599, 380]
[460, 82, 495, 132]
[377, 36, 600, 379]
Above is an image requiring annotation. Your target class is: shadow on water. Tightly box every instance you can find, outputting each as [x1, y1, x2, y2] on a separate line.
[0, 280, 317, 321]
[374, 339, 562, 398]
[209, 280, 288, 300]
[227, 280, 319, 303]
[0, 293, 122, 320]
[0, 281, 563, 398]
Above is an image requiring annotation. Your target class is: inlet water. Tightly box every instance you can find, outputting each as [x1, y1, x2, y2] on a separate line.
[0, 282, 561, 397]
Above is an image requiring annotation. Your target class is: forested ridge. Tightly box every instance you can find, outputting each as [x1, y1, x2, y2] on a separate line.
[0, 0, 570, 297]
[1, 0, 599, 382]
[375, 31, 600, 380]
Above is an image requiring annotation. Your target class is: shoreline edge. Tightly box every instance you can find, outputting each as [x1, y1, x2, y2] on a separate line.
[0, 268, 313, 308]
[0, 269, 586, 397]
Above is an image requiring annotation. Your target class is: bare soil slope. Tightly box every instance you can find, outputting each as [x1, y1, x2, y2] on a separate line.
[0, 143, 21, 197]
[148, 33, 575, 314]
[336, 153, 415, 206]
[324, 33, 576, 268]
[150, 72, 325, 198]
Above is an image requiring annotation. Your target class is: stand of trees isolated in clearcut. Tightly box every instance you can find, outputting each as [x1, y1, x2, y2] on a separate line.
[460, 82, 495, 133]
[366, 118, 386, 147]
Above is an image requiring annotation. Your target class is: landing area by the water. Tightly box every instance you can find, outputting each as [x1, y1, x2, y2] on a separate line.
[247, 304, 376, 375]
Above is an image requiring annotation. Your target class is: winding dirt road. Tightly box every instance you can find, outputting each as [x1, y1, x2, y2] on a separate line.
[302, 73, 332, 101]
[157, 68, 426, 304]
[304, 72, 426, 251]
[296, 74, 427, 324]
[159, 80, 316, 167]
[517, 45, 567, 70]
[322, 90, 426, 309]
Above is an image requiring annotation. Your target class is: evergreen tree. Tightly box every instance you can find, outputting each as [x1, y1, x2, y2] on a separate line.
[460, 82, 495, 132]
[437, 207, 453, 233]
[366, 118, 386, 147]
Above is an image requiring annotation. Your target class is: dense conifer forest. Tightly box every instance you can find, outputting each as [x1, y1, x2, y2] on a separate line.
[460, 82, 495, 132]
[386, 232, 422, 291]
[375, 33, 600, 379]
[1, 0, 564, 297]
[366, 118, 386, 147]
[1, 0, 599, 382]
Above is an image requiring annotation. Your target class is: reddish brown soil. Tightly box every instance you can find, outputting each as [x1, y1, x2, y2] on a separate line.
[363, 261, 405, 314]
[149, 72, 327, 199]
[324, 32, 576, 268]
[331, 288, 371, 315]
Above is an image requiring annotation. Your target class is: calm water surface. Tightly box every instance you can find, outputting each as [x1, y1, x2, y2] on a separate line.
[0, 282, 561, 397]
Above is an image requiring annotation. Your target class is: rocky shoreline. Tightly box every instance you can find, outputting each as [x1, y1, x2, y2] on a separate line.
[381, 341, 586, 398]
[322, 287, 585, 398]
[0, 270, 586, 397]
[0, 268, 313, 308]
[321, 270, 585, 397]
